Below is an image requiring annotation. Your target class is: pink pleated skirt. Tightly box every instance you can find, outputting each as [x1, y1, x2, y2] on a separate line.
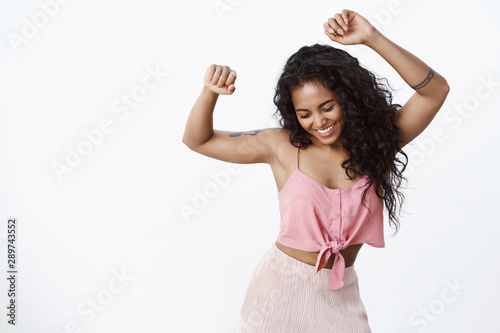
[238, 242, 372, 333]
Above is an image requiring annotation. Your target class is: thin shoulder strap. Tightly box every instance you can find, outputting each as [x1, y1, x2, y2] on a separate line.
[296, 146, 300, 169]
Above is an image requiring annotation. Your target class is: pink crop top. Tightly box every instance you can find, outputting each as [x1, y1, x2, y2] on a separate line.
[276, 145, 385, 290]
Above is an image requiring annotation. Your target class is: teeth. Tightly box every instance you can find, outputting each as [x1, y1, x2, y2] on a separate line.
[317, 124, 334, 134]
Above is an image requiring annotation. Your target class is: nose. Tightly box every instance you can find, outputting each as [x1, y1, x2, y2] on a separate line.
[313, 113, 327, 129]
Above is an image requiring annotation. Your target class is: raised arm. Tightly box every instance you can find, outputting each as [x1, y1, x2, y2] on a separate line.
[182, 64, 282, 164]
[323, 9, 450, 150]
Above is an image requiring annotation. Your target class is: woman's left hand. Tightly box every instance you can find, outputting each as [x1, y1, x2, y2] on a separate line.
[323, 9, 377, 46]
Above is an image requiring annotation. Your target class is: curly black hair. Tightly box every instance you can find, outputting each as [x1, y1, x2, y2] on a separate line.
[272, 43, 409, 234]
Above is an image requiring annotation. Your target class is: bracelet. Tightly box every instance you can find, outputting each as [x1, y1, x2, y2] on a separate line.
[411, 68, 434, 90]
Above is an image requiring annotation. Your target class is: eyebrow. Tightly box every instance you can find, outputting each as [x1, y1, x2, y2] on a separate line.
[295, 99, 336, 113]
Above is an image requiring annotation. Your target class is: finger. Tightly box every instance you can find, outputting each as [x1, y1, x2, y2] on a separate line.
[227, 84, 236, 94]
[205, 64, 216, 83]
[217, 66, 231, 88]
[323, 21, 336, 35]
[334, 13, 347, 34]
[335, 12, 348, 31]
[327, 17, 344, 36]
[211, 66, 223, 86]
[225, 70, 237, 86]
[341, 9, 352, 26]
[324, 29, 342, 43]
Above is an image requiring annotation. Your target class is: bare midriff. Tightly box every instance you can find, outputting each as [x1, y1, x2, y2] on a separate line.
[275, 241, 363, 268]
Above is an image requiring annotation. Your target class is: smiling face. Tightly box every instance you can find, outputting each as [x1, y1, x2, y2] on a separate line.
[291, 81, 345, 149]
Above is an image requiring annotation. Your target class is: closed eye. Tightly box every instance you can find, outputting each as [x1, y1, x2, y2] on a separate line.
[299, 106, 335, 119]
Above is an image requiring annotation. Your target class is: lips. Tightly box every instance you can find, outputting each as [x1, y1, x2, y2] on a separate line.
[317, 124, 334, 131]
[315, 123, 335, 136]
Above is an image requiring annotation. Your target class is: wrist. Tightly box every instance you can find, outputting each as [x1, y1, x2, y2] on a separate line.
[362, 28, 385, 49]
[202, 85, 220, 99]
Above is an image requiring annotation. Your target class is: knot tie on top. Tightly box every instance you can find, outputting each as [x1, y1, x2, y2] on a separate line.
[314, 239, 346, 290]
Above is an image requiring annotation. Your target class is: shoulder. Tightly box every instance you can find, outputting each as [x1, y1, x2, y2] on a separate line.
[254, 127, 291, 146]
[273, 127, 292, 142]
[271, 127, 294, 152]
[267, 128, 298, 168]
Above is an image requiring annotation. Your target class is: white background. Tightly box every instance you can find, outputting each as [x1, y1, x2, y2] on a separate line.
[0, 0, 499, 332]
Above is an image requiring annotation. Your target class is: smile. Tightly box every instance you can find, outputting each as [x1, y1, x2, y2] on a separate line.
[315, 124, 335, 136]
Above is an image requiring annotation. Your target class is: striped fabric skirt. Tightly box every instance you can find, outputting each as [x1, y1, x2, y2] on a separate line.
[238, 241, 372, 333]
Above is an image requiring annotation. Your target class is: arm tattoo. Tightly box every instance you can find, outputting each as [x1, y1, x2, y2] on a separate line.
[411, 68, 435, 90]
[229, 127, 280, 137]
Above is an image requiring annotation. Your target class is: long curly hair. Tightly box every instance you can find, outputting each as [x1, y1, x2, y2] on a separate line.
[272, 43, 408, 234]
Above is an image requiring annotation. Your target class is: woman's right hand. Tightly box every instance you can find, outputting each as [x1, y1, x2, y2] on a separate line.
[204, 64, 237, 95]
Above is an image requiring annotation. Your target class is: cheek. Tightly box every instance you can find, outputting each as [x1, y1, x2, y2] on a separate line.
[297, 118, 308, 128]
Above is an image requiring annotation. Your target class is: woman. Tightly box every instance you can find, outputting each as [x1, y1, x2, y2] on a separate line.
[183, 9, 449, 333]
